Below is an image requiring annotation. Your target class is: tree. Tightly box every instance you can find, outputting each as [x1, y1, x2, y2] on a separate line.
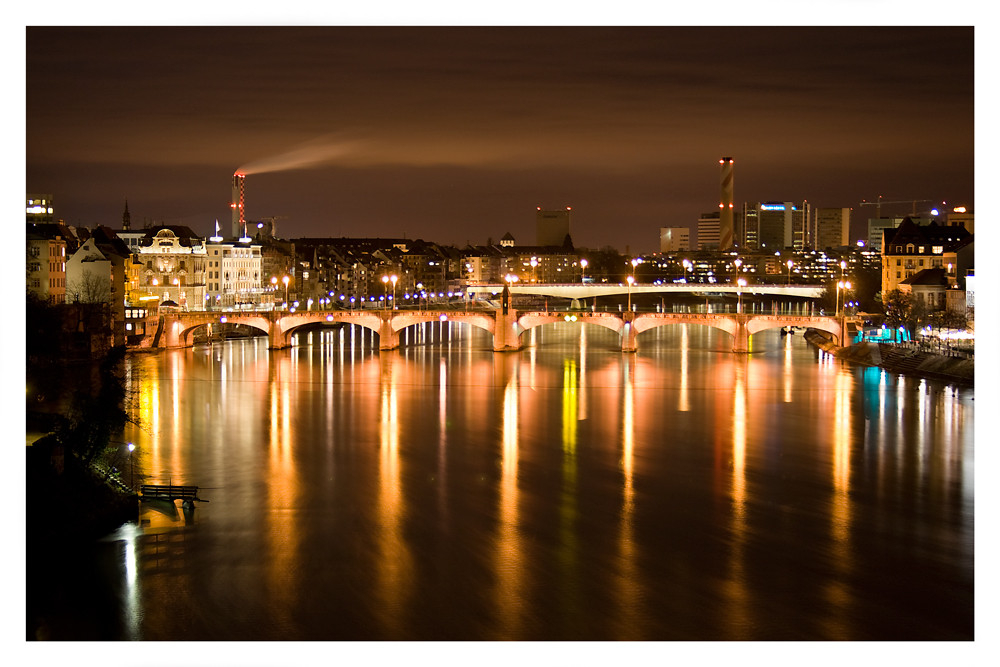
[67, 268, 111, 303]
[881, 289, 928, 341]
[54, 345, 134, 465]
[928, 308, 968, 332]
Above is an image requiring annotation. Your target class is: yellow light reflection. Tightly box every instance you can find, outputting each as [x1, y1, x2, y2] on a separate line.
[725, 358, 750, 638]
[615, 356, 641, 639]
[825, 367, 854, 638]
[558, 359, 580, 613]
[376, 355, 412, 636]
[679, 325, 690, 411]
[493, 372, 524, 638]
[265, 354, 299, 631]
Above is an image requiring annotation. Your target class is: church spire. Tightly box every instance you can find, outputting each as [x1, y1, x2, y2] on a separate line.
[122, 199, 131, 231]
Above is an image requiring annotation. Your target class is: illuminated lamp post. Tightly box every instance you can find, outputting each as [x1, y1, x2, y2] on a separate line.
[737, 278, 747, 314]
[626, 274, 635, 312]
[579, 258, 588, 283]
[530, 257, 538, 283]
[381, 275, 390, 311]
[127, 442, 135, 490]
[733, 258, 742, 283]
[837, 279, 852, 344]
[390, 274, 398, 310]
[786, 259, 794, 285]
[282, 275, 289, 307]
[682, 259, 692, 283]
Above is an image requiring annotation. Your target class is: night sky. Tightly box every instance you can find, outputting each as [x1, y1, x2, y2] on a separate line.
[26, 23, 975, 253]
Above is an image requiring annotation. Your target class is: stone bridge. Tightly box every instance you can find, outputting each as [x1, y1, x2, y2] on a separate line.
[154, 307, 844, 353]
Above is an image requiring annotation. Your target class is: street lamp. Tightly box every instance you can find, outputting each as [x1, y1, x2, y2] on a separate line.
[282, 275, 289, 307]
[837, 280, 852, 345]
[530, 257, 538, 283]
[737, 278, 747, 313]
[626, 274, 635, 312]
[390, 274, 398, 310]
[682, 259, 692, 283]
[579, 258, 588, 284]
[734, 258, 742, 283]
[786, 259, 794, 285]
[127, 442, 135, 490]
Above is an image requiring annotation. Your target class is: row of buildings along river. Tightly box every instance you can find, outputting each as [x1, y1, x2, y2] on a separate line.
[26, 198, 974, 353]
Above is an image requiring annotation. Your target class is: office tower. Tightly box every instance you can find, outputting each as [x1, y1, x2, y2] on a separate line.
[536, 207, 571, 247]
[697, 212, 720, 250]
[719, 157, 734, 249]
[814, 208, 851, 250]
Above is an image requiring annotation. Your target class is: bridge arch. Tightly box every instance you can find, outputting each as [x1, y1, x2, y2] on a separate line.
[271, 312, 384, 348]
[164, 313, 272, 348]
[632, 314, 739, 340]
[516, 312, 624, 337]
[390, 312, 496, 338]
[745, 316, 842, 343]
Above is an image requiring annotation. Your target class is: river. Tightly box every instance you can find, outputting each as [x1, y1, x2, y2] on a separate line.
[29, 321, 974, 644]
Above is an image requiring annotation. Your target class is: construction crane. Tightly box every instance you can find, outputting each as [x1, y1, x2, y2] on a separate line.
[859, 196, 935, 218]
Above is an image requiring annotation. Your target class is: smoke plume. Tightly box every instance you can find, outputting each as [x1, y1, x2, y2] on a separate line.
[237, 134, 362, 175]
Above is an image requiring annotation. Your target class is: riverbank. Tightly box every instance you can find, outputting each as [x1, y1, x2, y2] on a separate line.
[804, 329, 974, 386]
[26, 435, 139, 546]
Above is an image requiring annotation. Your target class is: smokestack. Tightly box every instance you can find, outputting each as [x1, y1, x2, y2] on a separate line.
[719, 157, 734, 249]
[231, 172, 246, 239]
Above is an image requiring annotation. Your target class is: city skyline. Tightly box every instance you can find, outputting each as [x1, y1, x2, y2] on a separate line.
[26, 24, 975, 254]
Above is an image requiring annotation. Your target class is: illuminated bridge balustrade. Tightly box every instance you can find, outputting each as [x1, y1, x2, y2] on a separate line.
[155, 308, 844, 353]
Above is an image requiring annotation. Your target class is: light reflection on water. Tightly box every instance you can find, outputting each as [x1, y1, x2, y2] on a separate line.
[98, 321, 976, 640]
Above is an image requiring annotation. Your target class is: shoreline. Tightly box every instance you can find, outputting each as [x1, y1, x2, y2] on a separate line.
[803, 329, 974, 386]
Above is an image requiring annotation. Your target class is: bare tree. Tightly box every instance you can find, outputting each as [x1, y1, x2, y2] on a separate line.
[67, 268, 111, 303]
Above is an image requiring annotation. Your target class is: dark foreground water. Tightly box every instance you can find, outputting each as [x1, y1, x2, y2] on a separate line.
[28, 323, 974, 642]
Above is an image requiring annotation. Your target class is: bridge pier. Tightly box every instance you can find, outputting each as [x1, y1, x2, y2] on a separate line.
[493, 309, 523, 351]
[621, 314, 637, 353]
[732, 320, 750, 353]
[268, 317, 291, 349]
[378, 313, 400, 350]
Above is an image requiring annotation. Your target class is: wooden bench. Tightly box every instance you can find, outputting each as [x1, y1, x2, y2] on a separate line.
[140, 484, 208, 506]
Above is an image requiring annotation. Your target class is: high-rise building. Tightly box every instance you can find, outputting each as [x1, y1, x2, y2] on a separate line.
[659, 227, 691, 252]
[536, 207, 571, 247]
[814, 208, 851, 250]
[740, 204, 758, 249]
[697, 212, 720, 250]
[718, 157, 735, 249]
[751, 201, 809, 250]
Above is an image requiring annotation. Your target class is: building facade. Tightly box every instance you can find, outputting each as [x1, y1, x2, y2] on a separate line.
[752, 201, 810, 250]
[204, 239, 264, 309]
[881, 218, 973, 295]
[659, 227, 691, 252]
[814, 207, 851, 250]
[536, 208, 571, 247]
[65, 226, 134, 346]
[26, 194, 54, 223]
[137, 226, 208, 309]
[697, 212, 720, 250]
[26, 223, 70, 304]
